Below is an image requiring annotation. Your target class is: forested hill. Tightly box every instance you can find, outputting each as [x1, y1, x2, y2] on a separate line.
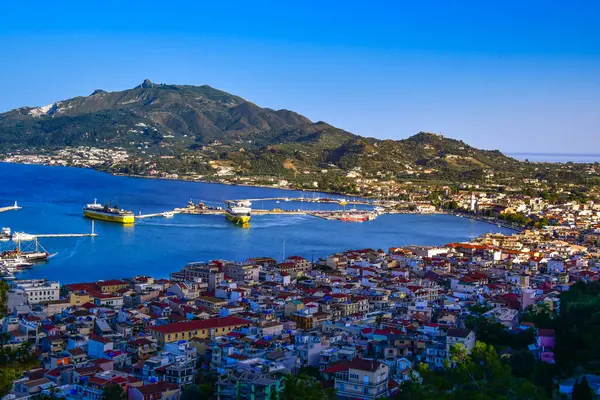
[0, 79, 523, 181]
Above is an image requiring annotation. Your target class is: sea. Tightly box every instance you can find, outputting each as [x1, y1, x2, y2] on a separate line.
[507, 153, 600, 163]
[0, 162, 513, 284]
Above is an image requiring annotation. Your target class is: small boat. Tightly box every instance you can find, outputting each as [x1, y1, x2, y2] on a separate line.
[339, 214, 368, 222]
[0, 271, 16, 280]
[0, 227, 12, 242]
[163, 211, 175, 218]
[3, 257, 33, 270]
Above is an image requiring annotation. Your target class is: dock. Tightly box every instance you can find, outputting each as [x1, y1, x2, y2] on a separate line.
[0, 201, 21, 213]
[33, 233, 98, 238]
[16, 221, 99, 239]
[178, 208, 309, 216]
[233, 197, 372, 206]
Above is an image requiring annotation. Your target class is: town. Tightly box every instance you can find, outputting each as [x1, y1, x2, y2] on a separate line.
[2, 200, 600, 399]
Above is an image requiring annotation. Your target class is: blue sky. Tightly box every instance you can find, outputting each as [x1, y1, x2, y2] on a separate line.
[1, 1, 599, 153]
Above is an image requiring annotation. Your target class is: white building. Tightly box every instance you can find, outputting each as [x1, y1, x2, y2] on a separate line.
[12, 279, 60, 304]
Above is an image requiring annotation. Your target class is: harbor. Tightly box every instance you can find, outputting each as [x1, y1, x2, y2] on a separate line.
[0, 221, 98, 279]
[0, 163, 514, 284]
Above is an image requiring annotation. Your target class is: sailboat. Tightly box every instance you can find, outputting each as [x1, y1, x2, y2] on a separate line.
[3, 237, 56, 263]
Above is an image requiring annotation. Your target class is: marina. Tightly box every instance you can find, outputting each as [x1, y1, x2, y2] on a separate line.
[0, 162, 513, 283]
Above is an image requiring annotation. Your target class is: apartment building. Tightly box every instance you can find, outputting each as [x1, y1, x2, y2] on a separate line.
[329, 359, 389, 400]
[12, 280, 60, 305]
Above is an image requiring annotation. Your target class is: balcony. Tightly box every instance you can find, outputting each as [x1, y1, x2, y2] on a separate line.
[335, 373, 388, 389]
[335, 383, 388, 399]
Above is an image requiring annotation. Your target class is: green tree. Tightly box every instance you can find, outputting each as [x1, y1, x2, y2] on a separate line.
[0, 280, 9, 317]
[281, 375, 335, 400]
[555, 281, 600, 374]
[102, 384, 126, 400]
[521, 303, 555, 329]
[182, 383, 214, 400]
[407, 342, 548, 400]
[0, 342, 39, 396]
[572, 377, 593, 400]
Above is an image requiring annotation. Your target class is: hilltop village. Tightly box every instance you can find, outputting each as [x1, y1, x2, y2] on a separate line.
[2, 195, 600, 400]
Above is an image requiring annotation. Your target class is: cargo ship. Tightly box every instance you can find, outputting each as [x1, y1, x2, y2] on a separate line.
[83, 199, 135, 224]
[225, 200, 252, 225]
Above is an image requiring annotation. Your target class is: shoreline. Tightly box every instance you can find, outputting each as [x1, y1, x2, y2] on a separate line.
[0, 160, 360, 200]
[0, 161, 524, 231]
[446, 211, 523, 232]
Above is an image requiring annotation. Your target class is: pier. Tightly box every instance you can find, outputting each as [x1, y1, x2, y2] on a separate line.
[233, 197, 372, 206]
[177, 208, 309, 216]
[0, 201, 21, 213]
[33, 233, 98, 238]
[16, 221, 99, 239]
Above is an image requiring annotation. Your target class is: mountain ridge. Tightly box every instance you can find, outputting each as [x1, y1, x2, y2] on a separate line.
[0, 79, 520, 184]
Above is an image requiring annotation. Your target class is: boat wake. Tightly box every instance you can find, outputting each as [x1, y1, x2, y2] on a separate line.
[250, 216, 309, 228]
[57, 238, 84, 260]
[140, 222, 230, 229]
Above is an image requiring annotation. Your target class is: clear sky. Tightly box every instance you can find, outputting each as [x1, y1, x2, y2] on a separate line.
[1, 1, 599, 153]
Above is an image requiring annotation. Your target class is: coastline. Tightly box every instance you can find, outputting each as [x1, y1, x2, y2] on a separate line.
[446, 211, 523, 232]
[0, 160, 358, 200]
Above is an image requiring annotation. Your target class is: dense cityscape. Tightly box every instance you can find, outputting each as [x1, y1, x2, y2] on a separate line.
[2, 2, 599, 399]
[2, 179, 600, 399]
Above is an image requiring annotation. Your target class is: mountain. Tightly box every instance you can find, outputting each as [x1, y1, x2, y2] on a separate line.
[0, 79, 311, 148]
[0, 79, 520, 183]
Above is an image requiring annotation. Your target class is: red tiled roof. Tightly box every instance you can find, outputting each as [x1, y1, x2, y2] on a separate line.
[97, 279, 128, 286]
[88, 376, 109, 386]
[135, 381, 179, 395]
[538, 328, 555, 337]
[65, 282, 99, 292]
[323, 358, 382, 373]
[150, 316, 250, 334]
[89, 334, 112, 344]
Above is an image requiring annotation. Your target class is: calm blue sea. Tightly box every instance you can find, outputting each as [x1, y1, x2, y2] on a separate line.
[1, 163, 512, 283]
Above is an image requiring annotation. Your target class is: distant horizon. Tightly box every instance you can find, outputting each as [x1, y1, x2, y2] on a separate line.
[507, 152, 600, 163]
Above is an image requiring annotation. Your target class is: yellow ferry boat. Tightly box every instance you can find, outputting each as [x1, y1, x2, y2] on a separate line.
[225, 200, 251, 225]
[83, 199, 135, 224]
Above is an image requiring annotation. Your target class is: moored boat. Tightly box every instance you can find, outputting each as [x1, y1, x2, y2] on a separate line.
[0, 227, 12, 242]
[84, 199, 135, 224]
[339, 213, 368, 222]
